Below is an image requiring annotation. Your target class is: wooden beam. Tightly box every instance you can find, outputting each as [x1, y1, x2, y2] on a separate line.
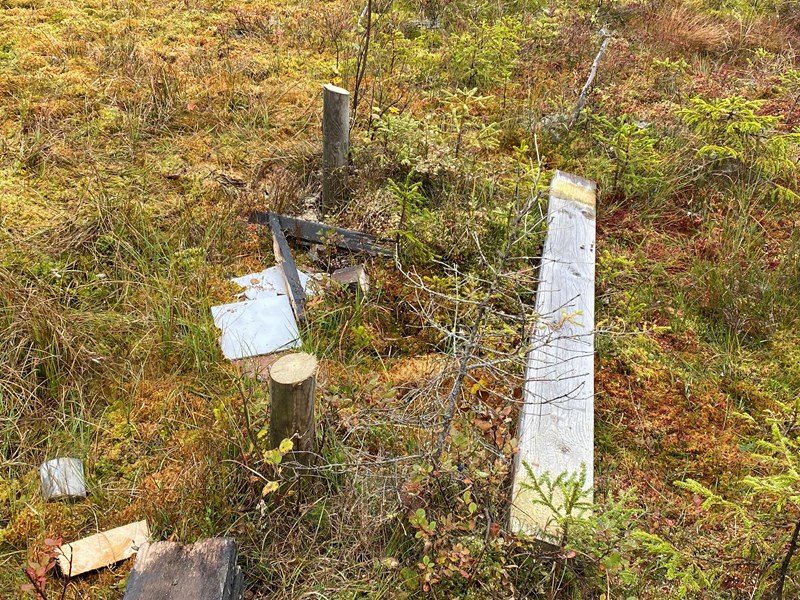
[57, 520, 149, 576]
[509, 170, 596, 540]
[123, 538, 243, 600]
[268, 212, 307, 326]
[249, 211, 394, 257]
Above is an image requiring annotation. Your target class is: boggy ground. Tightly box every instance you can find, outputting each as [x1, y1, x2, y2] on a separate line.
[1, 0, 800, 598]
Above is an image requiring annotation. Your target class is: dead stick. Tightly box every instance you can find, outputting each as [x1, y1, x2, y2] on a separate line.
[352, 0, 372, 119]
[786, 92, 800, 124]
[770, 516, 800, 600]
[568, 29, 611, 130]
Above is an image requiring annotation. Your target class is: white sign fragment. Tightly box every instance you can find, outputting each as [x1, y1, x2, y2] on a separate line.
[231, 266, 312, 300]
[211, 296, 301, 360]
[40, 458, 87, 501]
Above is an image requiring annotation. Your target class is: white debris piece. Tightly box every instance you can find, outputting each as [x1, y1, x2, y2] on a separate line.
[211, 296, 301, 360]
[231, 266, 313, 300]
[40, 457, 87, 501]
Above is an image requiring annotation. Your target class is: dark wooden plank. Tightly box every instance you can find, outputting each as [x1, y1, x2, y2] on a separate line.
[249, 211, 394, 257]
[268, 212, 307, 326]
[123, 538, 243, 600]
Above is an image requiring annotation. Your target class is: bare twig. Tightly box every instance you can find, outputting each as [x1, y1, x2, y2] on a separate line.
[424, 147, 545, 463]
[236, 379, 261, 452]
[770, 516, 800, 600]
[352, 0, 372, 121]
[568, 28, 611, 131]
[786, 92, 800, 124]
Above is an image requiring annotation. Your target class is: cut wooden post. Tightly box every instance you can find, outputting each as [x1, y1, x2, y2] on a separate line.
[123, 538, 243, 600]
[40, 457, 87, 501]
[510, 170, 596, 540]
[269, 352, 318, 463]
[269, 212, 307, 326]
[322, 84, 350, 214]
[57, 520, 149, 576]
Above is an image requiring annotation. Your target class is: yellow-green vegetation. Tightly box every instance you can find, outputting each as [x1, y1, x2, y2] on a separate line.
[1, 0, 800, 598]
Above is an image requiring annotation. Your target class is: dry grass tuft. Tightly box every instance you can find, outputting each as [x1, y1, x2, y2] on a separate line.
[639, 5, 731, 54]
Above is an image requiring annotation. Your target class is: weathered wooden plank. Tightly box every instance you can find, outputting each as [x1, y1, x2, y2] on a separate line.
[123, 538, 243, 600]
[510, 170, 596, 540]
[269, 212, 307, 326]
[57, 520, 149, 576]
[249, 211, 394, 257]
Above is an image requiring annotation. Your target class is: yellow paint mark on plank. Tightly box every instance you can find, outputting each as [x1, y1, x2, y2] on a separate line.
[550, 171, 596, 208]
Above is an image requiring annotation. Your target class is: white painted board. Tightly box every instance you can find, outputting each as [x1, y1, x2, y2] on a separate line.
[231, 266, 312, 300]
[510, 170, 596, 539]
[211, 295, 301, 360]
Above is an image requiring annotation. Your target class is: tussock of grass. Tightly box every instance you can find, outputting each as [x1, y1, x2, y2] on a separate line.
[629, 3, 726, 56]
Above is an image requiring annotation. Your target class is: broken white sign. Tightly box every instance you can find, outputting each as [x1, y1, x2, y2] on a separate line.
[230, 265, 312, 300]
[211, 296, 301, 360]
[211, 266, 317, 360]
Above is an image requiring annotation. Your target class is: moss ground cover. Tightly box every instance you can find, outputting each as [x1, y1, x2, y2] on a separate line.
[1, 0, 799, 597]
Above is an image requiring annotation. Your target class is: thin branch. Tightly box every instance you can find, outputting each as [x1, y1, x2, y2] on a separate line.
[770, 516, 800, 600]
[431, 170, 544, 463]
[568, 28, 611, 131]
[352, 0, 372, 121]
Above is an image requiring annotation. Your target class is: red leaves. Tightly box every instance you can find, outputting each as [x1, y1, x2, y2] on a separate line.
[21, 537, 63, 599]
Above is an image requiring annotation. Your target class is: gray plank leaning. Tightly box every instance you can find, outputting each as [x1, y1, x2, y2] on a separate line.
[268, 212, 307, 326]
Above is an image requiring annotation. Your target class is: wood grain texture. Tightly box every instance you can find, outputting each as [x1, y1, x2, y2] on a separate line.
[57, 520, 149, 576]
[322, 84, 350, 213]
[123, 538, 243, 600]
[249, 211, 393, 256]
[510, 170, 596, 539]
[269, 212, 307, 326]
[269, 352, 318, 463]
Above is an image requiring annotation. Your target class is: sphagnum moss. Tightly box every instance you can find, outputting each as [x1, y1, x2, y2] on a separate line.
[2, 0, 800, 598]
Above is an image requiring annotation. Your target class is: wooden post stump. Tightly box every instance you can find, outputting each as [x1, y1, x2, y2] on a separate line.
[322, 84, 350, 214]
[269, 352, 318, 463]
